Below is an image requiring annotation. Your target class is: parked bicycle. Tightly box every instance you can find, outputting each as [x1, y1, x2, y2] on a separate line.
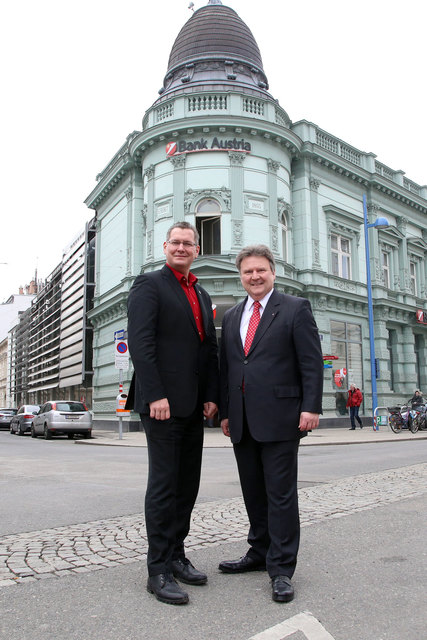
[413, 403, 427, 431]
[388, 405, 420, 433]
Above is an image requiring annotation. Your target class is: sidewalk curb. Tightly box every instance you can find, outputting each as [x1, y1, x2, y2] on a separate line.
[75, 428, 427, 448]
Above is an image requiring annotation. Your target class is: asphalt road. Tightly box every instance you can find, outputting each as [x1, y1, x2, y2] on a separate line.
[1, 431, 427, 535]
[1, 430, 426, 640]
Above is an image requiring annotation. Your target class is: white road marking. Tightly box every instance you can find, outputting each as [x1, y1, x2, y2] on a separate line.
[248, 611, 336, 640]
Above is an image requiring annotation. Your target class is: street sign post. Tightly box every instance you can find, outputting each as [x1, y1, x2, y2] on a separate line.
[114, 330, 130, 439]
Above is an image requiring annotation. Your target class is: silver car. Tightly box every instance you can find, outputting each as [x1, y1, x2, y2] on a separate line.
[10, 405, 40, 435]
[0, 408, 18, 429]
[31, 401, 92, 439]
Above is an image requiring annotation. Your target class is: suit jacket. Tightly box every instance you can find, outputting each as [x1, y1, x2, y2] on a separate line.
[220, 289, 323, 443]
[126, 265, 219, 417]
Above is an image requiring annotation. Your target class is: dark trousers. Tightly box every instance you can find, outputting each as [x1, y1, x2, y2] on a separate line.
[349, 406, 362, 428]
[233, 411, 300, 579]
[141, 409, 204, 576]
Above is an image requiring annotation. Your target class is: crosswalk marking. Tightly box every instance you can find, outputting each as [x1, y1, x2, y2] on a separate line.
[248, 611, 335, 640]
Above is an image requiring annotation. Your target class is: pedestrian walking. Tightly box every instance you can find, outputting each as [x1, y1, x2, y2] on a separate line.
[346, 384, 363, 429]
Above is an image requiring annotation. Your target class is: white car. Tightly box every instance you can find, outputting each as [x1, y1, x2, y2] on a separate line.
[31, 401, 92, 440]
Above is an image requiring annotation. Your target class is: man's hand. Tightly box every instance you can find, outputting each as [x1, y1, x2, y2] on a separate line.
[149, 398, 170, 421]
[298, 411, 319, 431]
[203, 402, 218, 419]
[220, 418, 230, 438]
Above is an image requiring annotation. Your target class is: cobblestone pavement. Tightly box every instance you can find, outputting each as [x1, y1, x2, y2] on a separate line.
[1, 463, 425, 588]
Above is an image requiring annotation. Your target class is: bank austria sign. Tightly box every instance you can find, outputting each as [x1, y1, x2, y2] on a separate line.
[166, 137, 251, 156]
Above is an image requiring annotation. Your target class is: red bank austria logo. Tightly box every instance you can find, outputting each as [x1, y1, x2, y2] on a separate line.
[166, 142, 177, 157]
[165, 137, 251, 157]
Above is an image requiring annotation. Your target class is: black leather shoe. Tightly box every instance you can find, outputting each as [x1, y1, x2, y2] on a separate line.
[171, 558, 207, 585]
[218, 554, 266, 573]
[271, 575, 294, 602]
[147, 573, 189, 605]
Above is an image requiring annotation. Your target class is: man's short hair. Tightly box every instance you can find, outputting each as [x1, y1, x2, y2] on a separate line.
[166, 221, 199, 246]
[235, 245, 276, 272]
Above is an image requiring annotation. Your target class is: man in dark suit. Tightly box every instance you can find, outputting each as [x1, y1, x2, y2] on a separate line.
[127, 221, 219, 605]
[219, 245, 323, 602]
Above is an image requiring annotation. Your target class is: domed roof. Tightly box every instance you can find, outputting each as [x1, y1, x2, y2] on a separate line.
[167, 2, 264, 74]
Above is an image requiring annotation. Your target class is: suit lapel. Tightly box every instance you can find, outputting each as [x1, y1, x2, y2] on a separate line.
[231, 299, 246, 355]
[195, 284, 209, 333]
[246, 289, 280, 355]
[161, 265, 198, 335]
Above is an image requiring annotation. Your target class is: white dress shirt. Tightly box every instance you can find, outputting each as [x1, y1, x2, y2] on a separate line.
[240, 289, 274, 348]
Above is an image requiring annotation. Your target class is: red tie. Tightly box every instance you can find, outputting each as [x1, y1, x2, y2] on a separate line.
[244, 301, 261, 355]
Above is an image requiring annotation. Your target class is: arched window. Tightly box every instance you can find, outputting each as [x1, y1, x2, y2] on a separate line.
[280, 213, 288, 262]
[196, 199, 221, 255]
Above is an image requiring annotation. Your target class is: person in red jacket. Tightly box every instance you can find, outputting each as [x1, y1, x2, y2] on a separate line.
[346, 384, 363, 429]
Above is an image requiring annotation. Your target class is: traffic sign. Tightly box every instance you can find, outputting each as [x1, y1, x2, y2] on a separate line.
[114, 330, 129, 370]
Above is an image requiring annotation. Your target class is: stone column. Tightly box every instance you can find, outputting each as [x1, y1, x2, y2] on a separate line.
[267, 159, 280, 255]
[402, 322, 417, 392]
[143, 165, 155, 260]
[397, 216, 410, 292]
[170, 155, 186, 222]
[229, 151, 246, 251]
[309, 178, 321, 270]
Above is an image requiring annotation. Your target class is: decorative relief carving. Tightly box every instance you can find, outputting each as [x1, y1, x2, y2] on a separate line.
[125, 186, 133, 201]
[314, 295, 327, 310]
[232, 220, 243, 246]
[312, 239, 321, 268]
[271, 225, 278, 252]
[141, 205, 147, 232]
[147, 230, 153, 258]
[267, 159, 280, 173]
[397, 216, 408, 234]
[144, 165, 155, 180]
[170, 155, 186, 169]
[228, 151, 246, 165]
[310, 178, 320, 191]
[184, 188, 231, 213]
[334, 279, 356, 292]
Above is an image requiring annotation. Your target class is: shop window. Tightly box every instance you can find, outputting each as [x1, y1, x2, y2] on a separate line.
[331, 234, 351, 279]
[196, 199, 221, 255]
[330, 320, 363, 416]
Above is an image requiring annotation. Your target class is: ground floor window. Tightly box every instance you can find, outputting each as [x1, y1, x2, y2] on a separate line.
[330, 320, 363, 416]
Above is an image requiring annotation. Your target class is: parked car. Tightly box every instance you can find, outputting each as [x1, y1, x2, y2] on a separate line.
[10, 405, 40, 435]
[0, 408, 18, 429]
[31, 401, 92, 439]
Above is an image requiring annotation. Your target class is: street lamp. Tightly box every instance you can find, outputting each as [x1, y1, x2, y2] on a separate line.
[363, 194, 389, 430]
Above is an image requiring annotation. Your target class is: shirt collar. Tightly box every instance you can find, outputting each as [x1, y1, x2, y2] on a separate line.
[166, 263, 198, 286]
[245, 288, 274, 312]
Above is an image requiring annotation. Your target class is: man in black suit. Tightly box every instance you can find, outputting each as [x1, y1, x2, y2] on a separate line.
[219, 245, 323, 602]
[127, 221, 219, 605]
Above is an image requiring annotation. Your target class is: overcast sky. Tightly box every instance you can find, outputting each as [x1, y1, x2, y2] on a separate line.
[1, 0, 426, 304]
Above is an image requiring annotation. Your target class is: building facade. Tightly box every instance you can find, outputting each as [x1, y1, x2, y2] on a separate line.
[9, 220, 96, 407]
[85, 0, 427, 426]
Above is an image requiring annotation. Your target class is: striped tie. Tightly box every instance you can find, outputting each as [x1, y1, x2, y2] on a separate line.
[244, 301, 261, 356]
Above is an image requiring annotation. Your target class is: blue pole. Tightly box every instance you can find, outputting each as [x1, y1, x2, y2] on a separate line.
[363, 194, 378, 429]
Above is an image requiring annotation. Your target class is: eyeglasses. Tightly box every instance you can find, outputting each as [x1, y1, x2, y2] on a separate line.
[167, 240, 196, 248]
